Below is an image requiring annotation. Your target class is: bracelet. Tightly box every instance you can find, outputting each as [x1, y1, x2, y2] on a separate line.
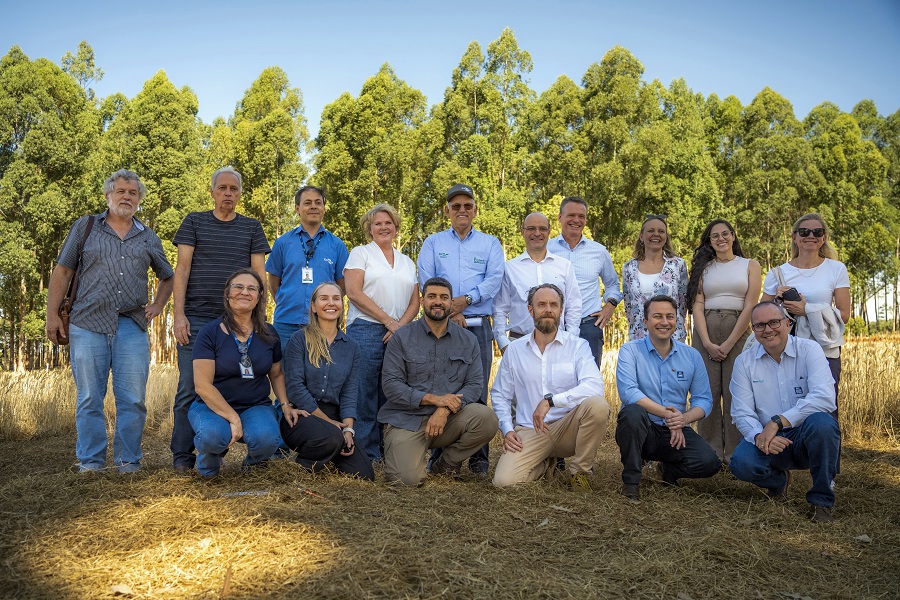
[279, 401, 292, 408]
[342, 427, 355, 437]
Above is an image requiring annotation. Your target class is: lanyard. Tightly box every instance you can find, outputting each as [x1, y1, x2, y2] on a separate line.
[232, 330, 253, 355]
[303, 231, 324, 268]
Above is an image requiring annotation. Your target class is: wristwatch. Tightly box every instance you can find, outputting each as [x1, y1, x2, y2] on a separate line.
[543, 393, 555, 408]
[465, 294, 474, 306]
[606, 298, 619, 307]
[770, 415, 784, 432]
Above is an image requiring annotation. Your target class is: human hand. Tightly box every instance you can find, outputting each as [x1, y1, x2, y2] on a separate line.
[425, 410, 448, 438]
[340, 431, 356, 456]
[664, 406, 685, 430]
[669, 428, 686, 449]
[503, 431, 524, 453]
[174, 314, 191, 345]
[45, 313, 66, 344]
[533, 399, 551, 434]
[593, 303, 616, 328]
[439, 393, 463, 413]
[450, 313, 467, 328]
[228, 419, 243, 447]
[145, 302, 164, 321]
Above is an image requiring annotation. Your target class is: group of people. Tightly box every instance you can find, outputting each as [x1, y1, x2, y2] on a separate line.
[45, 168, 849, 523]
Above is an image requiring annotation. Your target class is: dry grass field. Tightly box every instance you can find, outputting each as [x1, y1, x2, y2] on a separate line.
[0, 342, 899, 599]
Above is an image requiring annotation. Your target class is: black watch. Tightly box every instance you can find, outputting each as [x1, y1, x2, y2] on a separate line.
[543, 393, 555, 408]
[770, 415, 784, 432]
[606, 298, 619, 307]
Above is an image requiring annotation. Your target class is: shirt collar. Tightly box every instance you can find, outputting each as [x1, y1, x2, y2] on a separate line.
[552, 235, 584, 249]
[755, 335, 798, 361]
[641, 335, 678, 359]
[294, 224, 325, 239]
[98, 210, 144, 231]
[448, 227, 476, 241]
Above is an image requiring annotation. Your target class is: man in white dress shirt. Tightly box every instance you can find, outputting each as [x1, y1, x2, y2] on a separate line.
[729, 301, 841, 523]
[491, 283, 609, 491]
[548, 197, 622, 366]
[493, 213, 582, 353]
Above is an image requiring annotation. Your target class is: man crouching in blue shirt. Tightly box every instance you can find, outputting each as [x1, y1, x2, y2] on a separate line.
[615, 295, 720, 501]
[729, 301, 840, 523]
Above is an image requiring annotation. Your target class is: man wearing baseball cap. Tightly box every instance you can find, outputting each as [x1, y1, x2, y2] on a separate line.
[417, 184, 505, 476]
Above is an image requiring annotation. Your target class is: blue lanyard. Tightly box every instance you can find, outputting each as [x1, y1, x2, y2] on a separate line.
[303, 231, 324, 268]
[232, 330, 253, 353]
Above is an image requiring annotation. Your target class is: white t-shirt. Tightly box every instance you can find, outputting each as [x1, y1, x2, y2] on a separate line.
[343, 242, 417, 326]
[637, 271, 658, 296]
[763, 258, 849, 306]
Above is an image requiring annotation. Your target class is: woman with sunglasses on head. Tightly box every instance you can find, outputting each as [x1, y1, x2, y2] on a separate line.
[189, 268, 285, 479]
[761, 213, 850, 406]
[343, 204, 419, 463]
[279, 282, 375, 480]
[687, 220, 761, 464]
[622, 214, 689, 341]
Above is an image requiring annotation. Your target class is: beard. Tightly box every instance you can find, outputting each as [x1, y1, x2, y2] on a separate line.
[533, 314, 559, 334]
[423, 304, 449, 322]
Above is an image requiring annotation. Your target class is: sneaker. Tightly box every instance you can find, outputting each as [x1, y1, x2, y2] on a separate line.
[810, 505, 834, 523]
[622, 483, 640, 503]
[570, 472, 592, 493]
[766, 470, 792, 502]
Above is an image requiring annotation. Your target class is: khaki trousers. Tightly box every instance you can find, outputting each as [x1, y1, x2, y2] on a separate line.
[493, 396, 609, 487]
[692, 309, 748, 463]
[383, 403, 498, 486]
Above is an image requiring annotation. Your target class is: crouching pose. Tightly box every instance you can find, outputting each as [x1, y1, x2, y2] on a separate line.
[729, 301, 840, 523]
[378, 277, 498, 486]
[492, 284, 609, 491]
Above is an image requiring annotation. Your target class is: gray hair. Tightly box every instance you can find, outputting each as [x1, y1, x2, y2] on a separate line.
[211, 166, 243, 192]
[103, 169, 147, 200]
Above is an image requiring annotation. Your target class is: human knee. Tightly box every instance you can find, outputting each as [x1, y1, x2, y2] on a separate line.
[617, 403, 646, 427]
[804, 412, 840, 437]
[581, 395, 610, 419]
[729, 443, 763, 480]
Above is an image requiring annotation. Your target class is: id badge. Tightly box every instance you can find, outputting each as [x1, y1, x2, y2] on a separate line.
[301, 267, 314, 284]
[240, 362, 255, 379]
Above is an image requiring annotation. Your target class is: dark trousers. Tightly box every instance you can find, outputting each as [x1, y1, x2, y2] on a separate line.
[279, 402, 375, 481]
[579, 317, 604, 366]
[172, 317, 210, 468]
[615, 403, 721, 485]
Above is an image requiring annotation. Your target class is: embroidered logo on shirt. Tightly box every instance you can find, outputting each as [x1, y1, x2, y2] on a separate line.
[794, 386, 803, 395]
[676, 370, 685, 380]
[439, 252, 449, 259]
[323, 257, 334, 265]
[473, 257, 486, 264]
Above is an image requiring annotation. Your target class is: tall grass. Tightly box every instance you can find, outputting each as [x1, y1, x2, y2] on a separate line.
[1, 341, 897, 442]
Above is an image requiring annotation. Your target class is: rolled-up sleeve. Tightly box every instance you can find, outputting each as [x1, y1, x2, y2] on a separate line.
[686, 349, 713, 419]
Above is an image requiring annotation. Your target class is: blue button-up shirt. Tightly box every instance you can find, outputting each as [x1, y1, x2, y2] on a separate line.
[417, 227, 505, 316]
[283, 327, 360, 420]
[616, 336, 713, 425]
[548, 235, 622, 318]
[266, 225, 349, 325]
[730, 336, 836, 443]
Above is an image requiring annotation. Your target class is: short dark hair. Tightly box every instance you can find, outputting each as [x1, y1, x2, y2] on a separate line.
[643, 294, 678, 318]
[422, 276, 453, 296]
[527, 283, 564, 309]
[295, 185, 326, 205]
[559, 196, 588, 214]
[751, 300, 793, 322]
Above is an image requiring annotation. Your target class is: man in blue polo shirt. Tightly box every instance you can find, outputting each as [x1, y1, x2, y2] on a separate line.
[267, 185, 350, 349]
[615, 295, 720, 501]
[548, 196, 622, 366]
[417, 183, 505, 475]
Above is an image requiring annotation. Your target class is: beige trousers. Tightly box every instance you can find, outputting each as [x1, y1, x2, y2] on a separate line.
[383, 403, 498, 486]
[493, 395, 609, 487]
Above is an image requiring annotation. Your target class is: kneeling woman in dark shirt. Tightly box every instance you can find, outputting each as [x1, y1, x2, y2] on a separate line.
[280, 282, 374, 480]
[190, 268, 286, 478]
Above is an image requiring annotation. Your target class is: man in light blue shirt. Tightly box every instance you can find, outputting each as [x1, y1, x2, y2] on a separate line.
[267, 185, 350, 349]
[615, 295, 720, 501]
[417, 183, 505, 475]
[548, 197, 622, 365]
[729, 301, 840, 523]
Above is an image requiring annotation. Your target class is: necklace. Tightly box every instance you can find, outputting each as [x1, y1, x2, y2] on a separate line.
[790, 258, 823, 277]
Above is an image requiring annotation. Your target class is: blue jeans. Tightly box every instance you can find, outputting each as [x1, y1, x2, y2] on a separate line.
[188, 401, 283, 477]
[272, 321, 301, 352]
[347, 320, 389, 462]
[172, 317, 210, 468]
[578, 317, 604, 367]
[69, 316, 150, 471]
[730, 412, 841, 507]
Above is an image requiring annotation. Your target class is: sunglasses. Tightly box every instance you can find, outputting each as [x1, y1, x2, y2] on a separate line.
[644, 213, 668, 221]
[795, 227, 825, 238]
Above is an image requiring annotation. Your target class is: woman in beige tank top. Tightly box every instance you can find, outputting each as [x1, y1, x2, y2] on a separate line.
[687, 219, 761, 464]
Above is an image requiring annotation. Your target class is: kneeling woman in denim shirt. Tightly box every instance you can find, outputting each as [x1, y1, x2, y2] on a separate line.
[190, 268, 286, 479]
[280, 282, 375, 480]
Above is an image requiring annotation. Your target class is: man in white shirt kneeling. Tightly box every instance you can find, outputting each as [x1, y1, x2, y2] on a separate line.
[491, 283, 609, 491]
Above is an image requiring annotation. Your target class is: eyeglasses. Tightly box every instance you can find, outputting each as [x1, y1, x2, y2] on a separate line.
[710, 231, 732, 241]
[523, 226, 550, 233]
[230, 283, 260, 294]
[796, 227, 825, 238]
[751, 318, 786, 333]
[448, 202, 475, 212]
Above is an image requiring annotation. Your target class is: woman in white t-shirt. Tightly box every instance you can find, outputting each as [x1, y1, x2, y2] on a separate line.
[621, 214, 688, 341]
[761, 213, 851, 407]
[687, 219, 761, 464]
[343, 204, 419, 462]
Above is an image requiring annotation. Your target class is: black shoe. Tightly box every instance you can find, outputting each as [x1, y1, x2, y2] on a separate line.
[469, 459, 489, 477]
[810, 505, 834, 523]
[174, 464, 194, 476]
[622, 483, 640, 502]
[657, 462, 679, 486]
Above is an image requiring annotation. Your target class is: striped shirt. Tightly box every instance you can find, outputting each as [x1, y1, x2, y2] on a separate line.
[57, 212, 174, 334]
[548, 235, 623, 317]
[173, 211, 270, 320]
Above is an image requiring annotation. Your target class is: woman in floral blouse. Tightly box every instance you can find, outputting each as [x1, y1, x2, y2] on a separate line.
[621, 214, 688, 341]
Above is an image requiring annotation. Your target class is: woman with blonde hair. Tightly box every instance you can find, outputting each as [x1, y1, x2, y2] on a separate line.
[621, 214, 689, 341]
[761, 213, 850, 406]
[687, 219, 761, 464]
[343, 204, 419, 463]
[279, 282, 374, 480]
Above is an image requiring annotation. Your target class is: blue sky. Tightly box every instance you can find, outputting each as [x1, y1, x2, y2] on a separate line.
[2, 0, 899, 139]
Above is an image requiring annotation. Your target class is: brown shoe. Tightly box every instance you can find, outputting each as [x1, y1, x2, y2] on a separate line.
[767, 470, 792, 502]
[811, 505, 834, 523]
[570, 472, 592, 493]
[430, 456, 461, 479]
[622, 483, 640, 503]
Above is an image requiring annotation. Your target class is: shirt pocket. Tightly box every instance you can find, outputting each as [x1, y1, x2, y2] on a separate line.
[447, 354, 474, 382]
[549, 363, 577, 390]
[407, 356, 430, 381]
[791, 378, 809, 400]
